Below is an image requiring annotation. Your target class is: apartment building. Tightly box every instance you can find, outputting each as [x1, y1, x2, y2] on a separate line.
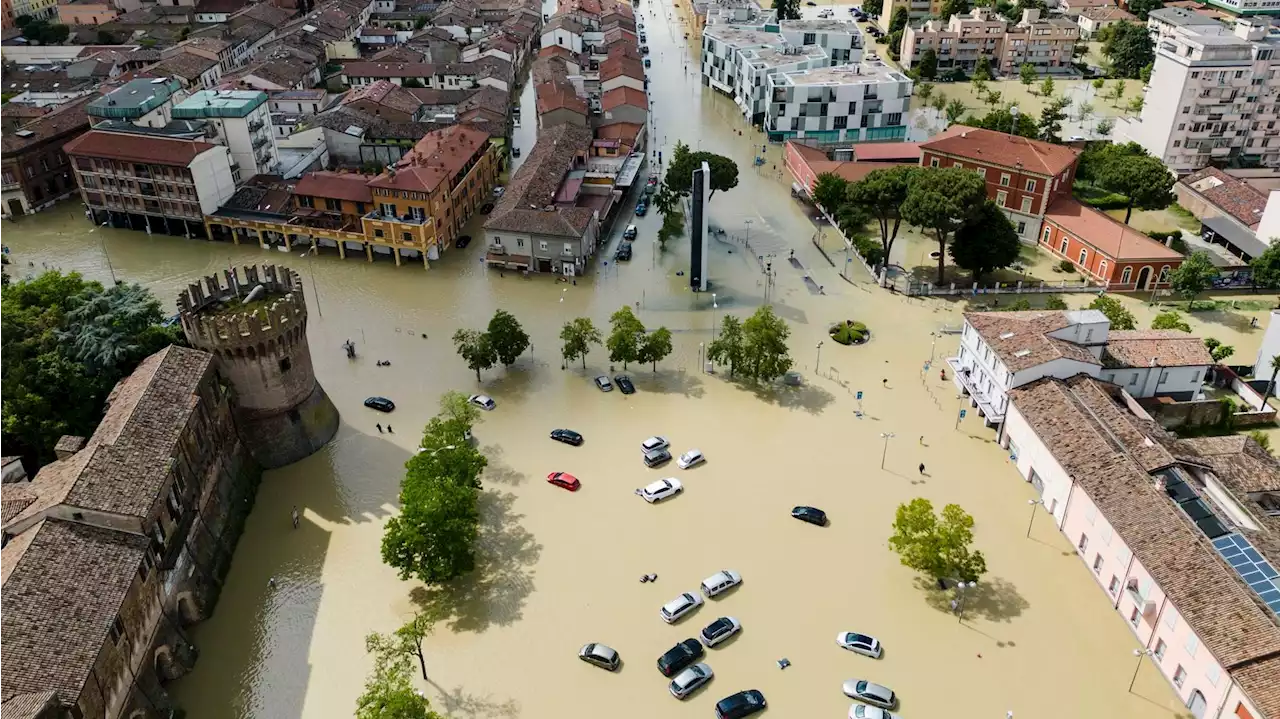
[2, 94, 95, 219]
[1201, 0, 1280, 16]
[765, 58, 913, 143]
[10, 0, 55, 20]
[901, 8, 1079, 76]
[884, 0, 942, 21]
[87, 77, 187, 129]
[1117, 14, 1280, 174]
[172, 90, 279, 177]
[56, 0, 118, 25]
[919, 124, 1080, 242]
[64, 128, 238, 236]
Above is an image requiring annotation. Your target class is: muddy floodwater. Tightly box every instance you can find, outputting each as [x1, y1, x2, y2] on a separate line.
[5, 2, 1255, 717]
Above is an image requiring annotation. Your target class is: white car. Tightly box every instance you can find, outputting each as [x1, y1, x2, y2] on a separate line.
[699, 616, 742, 647]
[700, 570, 742, 597]
[641, 436, 670, 453]
[660, 591, 703, 623]
[669, 663, 714, 699]
[843, 680, 897, 709]
[850, 704, 897, 719]
[639, 478, 683, 503]
[836, 632, 883, 659]
[676, 449, 705, 469]
[468, 394, 496, 410]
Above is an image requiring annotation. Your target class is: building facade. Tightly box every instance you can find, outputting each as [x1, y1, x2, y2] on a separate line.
[764, 58, 912, 143]
[901, 8, 1080, 75]
[1039, 197, 1187, 289]
[172, 90, 280, 177]
[1, 94, 94, 219]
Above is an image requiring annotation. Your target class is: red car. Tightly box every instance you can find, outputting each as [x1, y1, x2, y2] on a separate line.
[547, 472, 581, 491]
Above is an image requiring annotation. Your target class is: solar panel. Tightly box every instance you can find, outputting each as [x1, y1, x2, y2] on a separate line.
[1212, 534, 1280, 617]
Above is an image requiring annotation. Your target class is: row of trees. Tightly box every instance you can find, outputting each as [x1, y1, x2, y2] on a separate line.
[452, 310, 530, 381]
[559, 306, 674, 371]
[2, 271, 184, 472]
[812, 165, 1021, 284]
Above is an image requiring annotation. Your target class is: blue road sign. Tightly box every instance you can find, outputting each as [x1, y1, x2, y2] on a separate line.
[959, 409, 967, 419]
[856, 391, 863, 400]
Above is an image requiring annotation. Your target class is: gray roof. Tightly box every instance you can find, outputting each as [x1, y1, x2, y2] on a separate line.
[1202, 215, 1267, 259]
[1149, 7, 1222, 27]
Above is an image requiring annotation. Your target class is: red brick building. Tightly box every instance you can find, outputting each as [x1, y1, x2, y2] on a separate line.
[918, 125, 1080, 243]
[1040, 197, 1185, 290]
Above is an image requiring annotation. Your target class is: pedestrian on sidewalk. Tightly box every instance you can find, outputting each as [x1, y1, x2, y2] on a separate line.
[919, 435, 925, 445]
[376, 423, 383, 433]
[882, 378, 889, 388]
[387, 425, 394, 434]
[291, 505, 300, 529]
[918, 463, 926, 475]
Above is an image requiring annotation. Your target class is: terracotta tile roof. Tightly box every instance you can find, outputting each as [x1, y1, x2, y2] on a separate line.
[1080, 5, 1136, 20]
[600, 55, 644, 81]
[531, 55, 572, 85]
[342, 79, 424, 116]
[964, 310, 1102, 372]
[1181, 435, 1280, 494]
[1045, 197, 1184, 262]
[596, 121, 643, 143]
[789, 141, 914, 187]
[0, 94, 96, 155]
[1, 690, 59, 719]
[458, 85, 510, 117]
[1232, 656, 1280, 719]
[150, 51, 219, 81]
[293, 171, 374, 203]
[1, 519, 150, 705]
[601, 86, 647, 111]
[545, 15, 584, 34]
[1102, 330, 1214, 369]
[538, 45, 581, 62]
[371, 46, 427, 62]
[1179, 166, 1268, 230]
[406, 87, 472, 106]
[1008, 375, 1280, 671]
[484, 123, 595, 237]
[606, 40, 643, 61]
[853, 142, 921, 162]
[921, 124, 1080, 177]
[536, 81, 587, 115]
[367, 124, 491, 193]
[64, 130, 217, 168]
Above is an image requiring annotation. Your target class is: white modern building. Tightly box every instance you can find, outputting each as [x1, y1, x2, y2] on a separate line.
[765, 57, 912, 143]
[1117, 13, 1280, 174]
[172, 90, 280, 177]
[947, 309, 1215, 432]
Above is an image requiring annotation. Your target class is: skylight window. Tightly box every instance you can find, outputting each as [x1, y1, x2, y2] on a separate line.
[1014, 349, 1031, 358]
[999, 332, 1015, 339]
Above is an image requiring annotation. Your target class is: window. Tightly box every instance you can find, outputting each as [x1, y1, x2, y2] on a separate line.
[1078, 248, 1088, 266]
[539, 240, 549, 252]
[1020, 196, 1033, 213]
[1185, 634, 1199, 658]
[563, 242, 573, 255]
[1154, 639, 1167, 661]
[803, 32, 816, 44]
[1158, 265, 1171, 282]
[1099, 260, 1108, 279]
[1129, 606, 1140, 626]
[1093, 554, 1104, 573]
[1121, 266, 1132, 285]
[1130, 373, 1139, 386]
[374, 229, 384, 238]
[325, 198, 341, 211]
[1017, 221, 1027, 235]
[1206, 664, 1221, 687]
[1173, 666, 1187, 688]
[1042, 227, 1051, 243]
[109, 616, 126, 644]
[403, 232, 413, 243]
[976, 167, 986, 177]
[516, 238, 524, 248]
[1025, 179, 1036, 192]
[1108, 575, 1120, 595]
[997, 190, 1008, 207]
[1000, 173, 1011, 186]
[930, 157, 939, 168]
[954, 162, 963, 170]
[1078, 534, 1089, 552]
[834, 115, 848, 129]
[1101, 525, 1113, 545]
[1159, 369, 1170, 383]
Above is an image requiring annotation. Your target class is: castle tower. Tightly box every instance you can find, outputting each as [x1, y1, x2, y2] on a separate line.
[177, 264, 339, 468]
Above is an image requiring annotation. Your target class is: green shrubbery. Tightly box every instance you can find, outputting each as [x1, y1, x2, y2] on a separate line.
[830, 320, 870, 345]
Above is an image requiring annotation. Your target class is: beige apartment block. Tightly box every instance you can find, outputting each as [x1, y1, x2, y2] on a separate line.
[901, 8, 1079, 76]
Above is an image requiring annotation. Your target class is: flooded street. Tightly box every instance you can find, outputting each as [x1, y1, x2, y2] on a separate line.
[0, 4, 1216, 718]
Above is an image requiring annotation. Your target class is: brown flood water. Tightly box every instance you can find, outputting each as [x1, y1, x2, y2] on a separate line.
[1, 4, 1199, 716]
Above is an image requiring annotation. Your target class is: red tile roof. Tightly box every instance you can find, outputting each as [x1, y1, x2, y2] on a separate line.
[596, 122, 643, 143]
[600, 55, 644, 82]
[293, 171, 374, 204]
[921, 124, 1079, 177]
[63, 130, 216, 167]
[601, 86, 647, 111]
[1045, 197, 1183, 262]
[853, 142, 921, 162]
[536, 82, 587, 115]
[367, 124, 491, 193]
[1178, 166, 1268, 229]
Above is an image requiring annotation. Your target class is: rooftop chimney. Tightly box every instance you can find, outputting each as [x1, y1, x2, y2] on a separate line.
[54, 435, 88, 460]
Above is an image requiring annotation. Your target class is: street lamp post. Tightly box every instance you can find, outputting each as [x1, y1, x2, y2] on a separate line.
[298, 245, 323, 318]
[1026, 498, 1045, 538]
[955, 580, 976, 623]
[699, 342, 705, 373]
[744, 217, 753, 250]
[815, 341, 824, 373]
[1129, 648, 1155, 693]
[879, 432, 895, 469]
[711, 293, 718, 340]
[929, 332, 939, 364]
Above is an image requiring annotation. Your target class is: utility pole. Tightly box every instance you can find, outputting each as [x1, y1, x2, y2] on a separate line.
[879, 432, 895, 469]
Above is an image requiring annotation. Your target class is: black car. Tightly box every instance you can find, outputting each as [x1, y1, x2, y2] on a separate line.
[792, 506, 827, 526]
[455, 235, 472, 249]
[550, 428, 583, 446]
[657, 639, 704, 677]
[615, 244, 633, 261]
[644, 447, 672, 468]
[641, 44, 650, 54]
[715, 690, 767, 719]
[614, 375, 635, 394]
[480, 202, 494, 214]
[364, 396, 396, 412]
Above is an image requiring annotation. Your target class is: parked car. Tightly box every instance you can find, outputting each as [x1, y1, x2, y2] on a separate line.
[657, 638, 704, 675]
[640, 477, 682, 503]
[849, 704, 897, 719]
[615, 244, 633, 261]
[579, 643, 620, 670]
[842, 680, 897, 709]
[480, 202, 494, 214]
[635, 200, 648, 216]
[715, 690, 767, 719]
[364, 396, 395, 412]
[836, 632, 883, 659]
[641, 44, 650, 53]
[643, 58, 651, 67]
[700, 616, 742, 647]
[550, 428, 584, 446]
[614, 375, 635, 394]
[677, 449, 705, 469]
[547, 472, 581, 491]
[640, 32, 648, 42]
[594, 375, 614, 392]
[670, 663, 714, 699]
[468, 394, 496, 410]
[700, 570, 742, 598]
[643, 448, 672, 468]
[642, 436, 670, 452]
[791, 505, 827, 526]
[659, 593, 703, 624]
[455, 235, 471, 249]
[494, 186, 506, 197]
[623, 224, 638, 240]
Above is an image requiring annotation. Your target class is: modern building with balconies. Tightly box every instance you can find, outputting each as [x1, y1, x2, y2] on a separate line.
[172, 90, 280, 178]
[764, 57, 912, 143]
[1117, 13, 1280, 174]
[901, 8, 1078, 76]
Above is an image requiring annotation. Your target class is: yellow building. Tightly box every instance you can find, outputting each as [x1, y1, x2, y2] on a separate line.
[14, 0, 57, 20]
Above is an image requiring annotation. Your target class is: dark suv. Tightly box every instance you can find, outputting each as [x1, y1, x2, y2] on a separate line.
[715, 690, 767, 719]
[657, 638, 704, 677]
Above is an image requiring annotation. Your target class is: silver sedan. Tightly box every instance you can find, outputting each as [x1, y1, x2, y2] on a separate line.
[669, 663, 714, 699]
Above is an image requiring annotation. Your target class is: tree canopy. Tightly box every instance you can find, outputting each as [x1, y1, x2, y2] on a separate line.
[1250, 241, 1280, 289]
[1088, 295, 1137, 330]
[964, 106, 1040, 138]
[1103, 23, 1154, 79]
[357, 631, 440, 719]
[665, 142, 740, 200]
[1168, 251, 1217, 300]
[452, 329, 497, 382]
[861, 0, 884, 14]
[1038, 96, 1070, 143]
[918, 48, 938, 79]
[740, 306, 793, 382]
[940, 0, 969, 18]
[706, 315, 747, 378]
[888, 498, 988, 583]
[560, 317, 602, 369]
[900, 167, 988, 283]
[889, 6, 909, 32]
[639, 326, 674, 372]
[773, 0, 801, 19]
[1150, 311, 1191, 332]
[812, 172, 850, 214]
[486, 310, 529, 367]
[1127, 0, 1163, 20]
[1085, 142, 1175, 223]
[1019, 63, 1036, 86]
[949, 201, 1022, 282]
[845, 165, 918, 267]
[607, 305, 646, 369]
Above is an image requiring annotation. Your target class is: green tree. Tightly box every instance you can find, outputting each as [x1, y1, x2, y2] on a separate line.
[887, 498, 988, 583]
[1151, 310, 1192, 332]
[1127, 96, 1145, 114]
[639, 327, 673, 372]
[1251, 241, 1280, 289]
[1088, 294, 1137, 330]
[886, 29, 904, 61]
[1139, 62, 1153, 84]
[652, 182, 680, 217]
[1168, 251, 1217, 301]
[862, 0, 884, 13]
[971, 76, 987, 98]
[381, 472, 480, 583]
[1127, 0, 1162, 20]
[846, 165, 917, 268]
[438, 390, 481, 428]
[773, 0, 801, 19]
[357, 632, 438, 719]
[1089, 143, 1174, 223]
[812, 172, 851, 213]
[414, 15, 429, 28]
[984, 90, 1002, 109]
[656, 204, 685, 250]
[1103, 24, 1153, 79]
[664, 144, 739, 200]
[486, 309, 529, 367]
[1265, 354, 1280, 405]
[966, 106, 1040, 138]
[944, 98, 967, 125]
[1096, 118, 1115, 137]
[396, 611, 438, 680]
[740, 305, 793, 382]
[889, 6, 909, 33]
[1019, 62, 1037, 87]
[916, 82, 935, 103]
[607, 305, 645, 369]
[1203, 338, 1235, 363]
[973, 54, 992, 82]
[706, 315, 746, 378]
[559, 317, 601, 369]
[1038, 77, 1055, 98]
[931, 92, 947, 114]
[1044, 295, 1068, 310]
[452, 329, 497, 381]
[949, 201, 1022, 283]
[918, 49, 938, 79]
[1248, 430, 1272, 454]
[901, 166, 988, 283]
[940, 0, 969, 18]
[1038, 96, 1070, 143]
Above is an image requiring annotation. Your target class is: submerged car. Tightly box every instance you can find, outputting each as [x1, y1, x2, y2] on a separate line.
[594, 375, 614, 392]
[700, 616, 742, 647]
[578, 643, 620, 670]
[850, 704, 897, 719]
[623, 224, 638, 240]
[670, 663, 713, 699]
[364, 396, 395, 412]
[701, 570, 742, 598]
[836, 632, 883, 659]
[643, 448, 672, 468]
[454, 235, 471, 249]
[843, 680, 897, 709]
[677, 449, 705, 469]
[715, 690, 766, 719]
[792, 505, 828, 526]
[546, 472, 581, 491]
[640, 477, 682, 503]
[641, 436, 670, 452]
[660, 593, 703, 624]
[550, 428, 583, 446]
[614, 375, 635, 394]
[468, 394, 496, 410]
[657, 638, 704, 676]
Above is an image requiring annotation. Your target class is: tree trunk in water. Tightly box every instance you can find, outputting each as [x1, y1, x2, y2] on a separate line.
[581, 354, 587, 369]
[1124, 202, 1134, 225]
[475, 367, 481, 382]
[936, 234, 947, 284]
[416, 649, 427, 680]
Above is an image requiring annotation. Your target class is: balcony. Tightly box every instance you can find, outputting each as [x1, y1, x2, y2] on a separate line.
[946, 357, 1005, 424]
[251, 135, 270, 150]
[364, 210, 429, 225]
[248, 119, 265, 132]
